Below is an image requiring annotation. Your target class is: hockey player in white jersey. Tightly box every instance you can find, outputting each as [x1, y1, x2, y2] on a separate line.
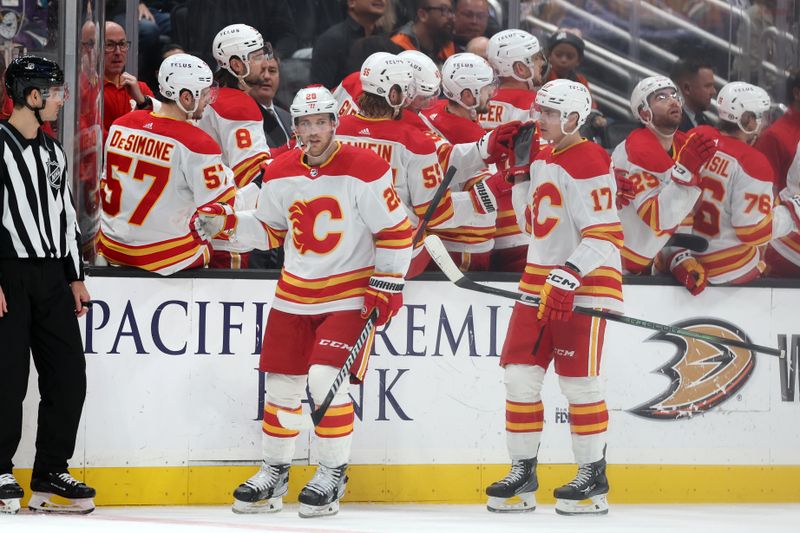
[98, 54, 236, 274]
[488, 80, 623, 516]
[197, 24, 272, 268]
[194, 86, 412, 517]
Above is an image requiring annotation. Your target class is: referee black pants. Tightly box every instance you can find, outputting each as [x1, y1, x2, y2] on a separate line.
[0, 259, 86, 477]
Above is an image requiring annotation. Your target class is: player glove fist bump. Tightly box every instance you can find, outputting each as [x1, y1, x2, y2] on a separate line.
[508, 122, 540, 178]
[672, 126, 718, 187]
[538, 263, 582, 321]
[477, 120, 522, 164]
[470, 171, 513, 215]
[669, 250, 708, 296]
[361, 275, 404, 327]
[191, 203, 237, 241]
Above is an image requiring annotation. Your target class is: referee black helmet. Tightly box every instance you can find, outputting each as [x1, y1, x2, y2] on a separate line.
[5, 55, 64, 106]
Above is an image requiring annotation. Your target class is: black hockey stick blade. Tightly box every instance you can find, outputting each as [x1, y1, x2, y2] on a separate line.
[412, 165, 458, 248]
[666, 233, 709, 252]
[276, 310, 378, 430]
[424, 234, 784, 358]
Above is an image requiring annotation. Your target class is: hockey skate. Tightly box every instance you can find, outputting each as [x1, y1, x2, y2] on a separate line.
[232, 463, 289, 514]
[554, 457, 609, 515]
[297, 463, 348, 518]
[485, 458, 538, 513]
[28, 471, 96, 514]
[0, 473, 23, 514]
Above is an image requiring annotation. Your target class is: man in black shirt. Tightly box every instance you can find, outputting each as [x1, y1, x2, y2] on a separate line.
[311, 0, 387, 89]
[0, 56, 95, 515]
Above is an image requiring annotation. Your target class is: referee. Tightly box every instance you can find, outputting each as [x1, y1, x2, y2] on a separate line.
[0, 56, 96, 514]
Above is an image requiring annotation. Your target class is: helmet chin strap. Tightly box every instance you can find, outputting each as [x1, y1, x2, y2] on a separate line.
[25, 98, 47, 125]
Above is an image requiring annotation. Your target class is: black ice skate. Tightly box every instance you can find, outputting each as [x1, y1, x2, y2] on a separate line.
[485, 458, 538, 512]
[0, 473, 24, 514]
[232, 463, 289, 514]
[554, 457, 609, 515]
[28, 471, 96, 514]
[297, 463, 348, 518]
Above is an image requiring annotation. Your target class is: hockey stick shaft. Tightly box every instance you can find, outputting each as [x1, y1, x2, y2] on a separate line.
[411, 165, 458, 248]
[666, 233, 709, 252]
[424, 235, 784, 358]
[276, 310, 378, 430]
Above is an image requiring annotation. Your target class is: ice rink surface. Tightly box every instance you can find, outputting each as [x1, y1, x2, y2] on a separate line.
[2, 503, 799, 533]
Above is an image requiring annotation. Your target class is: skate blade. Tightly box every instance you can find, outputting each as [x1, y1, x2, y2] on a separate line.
[28, 493, 95, 514]
[486, 493, 536, 513]
[298, 500, 340, 518]
[555, 494, 608, 516]
[1, 498, 21, 514]
[232, 497, 283, 514]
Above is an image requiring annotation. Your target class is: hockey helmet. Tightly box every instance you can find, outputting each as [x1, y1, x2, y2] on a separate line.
[5, 55, 65, 106]
[716, 81, 770, 135]
[212, 24, 267, 79]
[399, 50, 441, 97]
[630, 75, 680, 125]
[360, 52, 417, 111]
[290, 85, 339, 125]
[487, 29, 543, 83]
[158, 53, 215, 115]
[535, 78, 592, 135]
[441, 53, 497, 111]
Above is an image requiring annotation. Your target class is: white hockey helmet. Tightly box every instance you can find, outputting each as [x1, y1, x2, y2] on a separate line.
[716, 81, 771, 135]
[441, 53, 497, 111]
[630, 75, 680, 125]
[399, 50, 441, 97]
[158, 53, 215, 115]
[290, 85, 339, 127]
[360, 52, 416, 110]
[535, 78, 592, 135]
[212, 24, 266, 79]
[487, 29, 542, 82]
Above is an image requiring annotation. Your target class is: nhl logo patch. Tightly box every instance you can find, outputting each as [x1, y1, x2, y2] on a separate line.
[46, 158, 62, 189]
[310, 167, 319, 177]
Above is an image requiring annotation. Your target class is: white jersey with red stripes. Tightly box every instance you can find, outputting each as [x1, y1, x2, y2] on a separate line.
[770, 140, 800, 266]
[234, 143, 412, 315]
[512, 140, 624, 312]
[99, 110, 236, 275]
[611, 127, 697, 273]
[333, 71, 362, 117]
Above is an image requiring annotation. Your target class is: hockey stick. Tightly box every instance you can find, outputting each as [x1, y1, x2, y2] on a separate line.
[411, 165, 458, 248]
[276, 309, 378, 430]
[666, 233, 709, 252]
[424, 235, 784, 358]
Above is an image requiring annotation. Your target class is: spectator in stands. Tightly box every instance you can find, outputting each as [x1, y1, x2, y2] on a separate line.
[250, 56, 293, 150]
[392, 0, 456, 66]
[466, 36, 488, 59]
[453, 0, 489, 53]
[756, 70, 800, 193]
[311, 0, 387, 89]
[103, 22, 154, 139]
[670, 57, 717, 132]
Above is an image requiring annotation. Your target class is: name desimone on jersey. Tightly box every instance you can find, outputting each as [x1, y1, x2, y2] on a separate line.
[107, 130, 174, 162]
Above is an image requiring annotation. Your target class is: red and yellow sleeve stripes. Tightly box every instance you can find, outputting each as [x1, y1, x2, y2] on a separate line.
[275, 266, 373, 306]
[620, 246, 653, 274]
[696, 245, 759, 280]
[569, 401, 608, 436]
[97, 230, 209, 273]
[413, 190, 455, 229]
[735, 214, 773, 246]
[636, 196, 672, 235]
[494, 208, 526, 239]
[232, 152, 270, 188]
[376, 219, 413, 250]
[505, 400, 544, 433]
[264, 223, 287, 249]
[209, 185, 237, 207]
[432, 225, 495, 246]
[519, 264, 623, 302]
[581, 222, 624, 249]
[315, 403, 354, 438]
[262, 403, 301, 438]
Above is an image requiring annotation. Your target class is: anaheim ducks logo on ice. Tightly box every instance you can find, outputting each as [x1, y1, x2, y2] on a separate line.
[289, 197, 343, 255]
[630, 318, 756, 420]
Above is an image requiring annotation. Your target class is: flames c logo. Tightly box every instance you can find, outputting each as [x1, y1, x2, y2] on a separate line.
[631, 318, 756, 420]
[288, 196, 343, 255]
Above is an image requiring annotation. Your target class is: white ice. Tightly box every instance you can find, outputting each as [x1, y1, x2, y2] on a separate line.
[1, 503, 799, 533]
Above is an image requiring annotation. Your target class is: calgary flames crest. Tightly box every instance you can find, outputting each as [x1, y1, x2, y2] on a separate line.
[630, 318, 756, 420]
[288, 196, 343, 255]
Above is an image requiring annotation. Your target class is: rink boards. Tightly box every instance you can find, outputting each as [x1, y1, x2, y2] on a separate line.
[12, 274, 800, 505]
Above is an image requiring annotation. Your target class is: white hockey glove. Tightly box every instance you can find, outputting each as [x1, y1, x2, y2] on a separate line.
[191, 203, 236, 241]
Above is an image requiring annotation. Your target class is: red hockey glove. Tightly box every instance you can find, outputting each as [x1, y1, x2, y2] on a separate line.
[537, 264, 582, 322]
[670, 250, 707, 296]
[361, 275, 404, 327]
[470, 171, 513, 215]
[508, 122, 540, 178]
[191, 203, 236, 241]
[614, 167, 636, 208]
[477, 120, 522, 164]
[672, 127, 718, 187]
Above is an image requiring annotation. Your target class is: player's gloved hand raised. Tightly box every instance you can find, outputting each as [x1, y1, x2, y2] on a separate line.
[470, 171, 512, 215]
[670, 250, 707, 296]
[508, 122, 540, 178]
[672, 126, 718, 187]
[191, 203, 237, 241]
[361, 275, 404, 327]
[538, 264, 582, 322]
[614, 167, 636, 208]
[477, 120, 522, 164]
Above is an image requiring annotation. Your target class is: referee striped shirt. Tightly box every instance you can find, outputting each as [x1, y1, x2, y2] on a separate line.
[0, 120, 83, 281]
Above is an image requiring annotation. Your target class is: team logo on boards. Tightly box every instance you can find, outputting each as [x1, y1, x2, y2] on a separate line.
[630, 318, 756, 420]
